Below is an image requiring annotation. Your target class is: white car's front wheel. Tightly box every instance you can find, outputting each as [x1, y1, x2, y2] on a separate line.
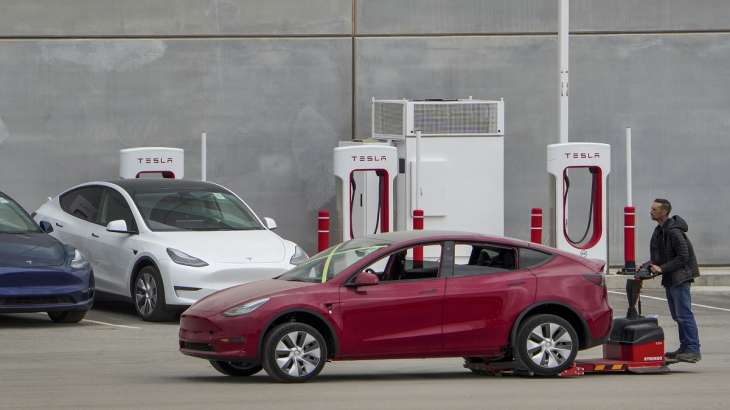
[133, 265, 174, 321]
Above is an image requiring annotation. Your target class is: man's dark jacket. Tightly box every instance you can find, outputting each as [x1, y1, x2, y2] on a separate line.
[650, 215, 700, 287]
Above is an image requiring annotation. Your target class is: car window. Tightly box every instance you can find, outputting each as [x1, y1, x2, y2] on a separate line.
[520, 248, 553, 269]
[363, 243, 443, 282]
[60, 186, 103, 223]
[132, 190, 264, 231]
[99, 188, 138, 231]
[452, 243, 517, 277]
[0, 194, 41, 234]
[278, 238, 390, 283]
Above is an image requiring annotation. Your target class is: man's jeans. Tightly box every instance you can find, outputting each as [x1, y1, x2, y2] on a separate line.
[665, 282, 701, 353]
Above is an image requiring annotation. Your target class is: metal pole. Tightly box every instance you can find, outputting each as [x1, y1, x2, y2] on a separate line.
[531, 208, 543, 244]
[317, 210, 330, 252]
[201, 132, 207, 181]
[626, 127, 632, 205]
[559, 0, 569, 144]
[415, 130, 422, 211]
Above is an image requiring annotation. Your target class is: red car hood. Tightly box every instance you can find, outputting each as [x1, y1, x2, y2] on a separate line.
[186, 279, 316, 316]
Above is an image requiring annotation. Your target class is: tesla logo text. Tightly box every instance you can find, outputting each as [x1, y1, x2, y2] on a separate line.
[137, 157, 174, 164]
[564, 152, 600, 159]
[351, 155, 388, 162]
[644, 356, 663, 361]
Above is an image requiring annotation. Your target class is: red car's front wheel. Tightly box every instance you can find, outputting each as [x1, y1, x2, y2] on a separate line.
[262, 322, 327, 383]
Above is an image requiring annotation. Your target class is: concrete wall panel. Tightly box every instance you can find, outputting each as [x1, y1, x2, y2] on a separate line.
[573, 0, 730, 32]
[357, 0, 730, 34]
[0, 0, 352, 36]
[357, 0, 555, 34]
[0, 38, 352, 253]
[356, 34, 730, 264]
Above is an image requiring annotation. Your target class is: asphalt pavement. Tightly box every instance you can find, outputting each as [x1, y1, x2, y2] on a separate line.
[1, 290, 729, 410]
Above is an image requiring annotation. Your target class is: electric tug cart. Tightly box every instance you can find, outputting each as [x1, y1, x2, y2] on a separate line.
[465, 265, 677, 377]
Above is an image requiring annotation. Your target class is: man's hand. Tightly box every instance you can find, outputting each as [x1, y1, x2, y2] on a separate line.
[650, 264, 663, 274]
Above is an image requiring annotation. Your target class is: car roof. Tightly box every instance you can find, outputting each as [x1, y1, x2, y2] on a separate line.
[105, 179, 228, 194]
[364, 230, 531, 248]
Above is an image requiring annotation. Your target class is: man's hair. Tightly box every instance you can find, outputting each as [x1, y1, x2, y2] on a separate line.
[654, 198, 672, 214]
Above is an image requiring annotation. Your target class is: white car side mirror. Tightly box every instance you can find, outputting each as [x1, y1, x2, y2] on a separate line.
[264, 217, 277, 230]
[107, 219, 133, 234]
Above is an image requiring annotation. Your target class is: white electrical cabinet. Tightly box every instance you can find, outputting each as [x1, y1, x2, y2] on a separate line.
[371, 98, 505, 236]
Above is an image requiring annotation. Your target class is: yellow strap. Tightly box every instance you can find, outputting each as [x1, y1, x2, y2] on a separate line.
[321, 243, 343, 283]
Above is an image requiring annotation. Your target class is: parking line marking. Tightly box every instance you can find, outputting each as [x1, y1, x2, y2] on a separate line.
[34, 313, 142, 329]
[608, 291, 730, 313]
[82, 319, 142, 329]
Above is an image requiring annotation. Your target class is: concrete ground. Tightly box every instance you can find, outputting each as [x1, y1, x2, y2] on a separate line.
[1, 289, 729, 410]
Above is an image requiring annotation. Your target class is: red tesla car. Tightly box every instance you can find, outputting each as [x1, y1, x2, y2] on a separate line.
[179, 231, 612, 382]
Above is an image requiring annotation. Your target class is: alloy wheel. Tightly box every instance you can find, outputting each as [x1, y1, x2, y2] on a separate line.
[274, 331, 322, 377]
[526, 322, 574, 368]
[135, 272, 158, 317]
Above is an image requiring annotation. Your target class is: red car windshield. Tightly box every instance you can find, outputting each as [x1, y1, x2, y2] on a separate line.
[278, 238, 389, 283]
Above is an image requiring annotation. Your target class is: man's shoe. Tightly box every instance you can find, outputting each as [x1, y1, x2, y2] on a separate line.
[665, 348, 683, 359]
[675, 351, 702, 363]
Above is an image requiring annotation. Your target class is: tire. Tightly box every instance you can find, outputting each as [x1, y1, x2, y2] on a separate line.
[133, 265, 174, 322]
[513, 314, 578, 376]
[47, 310, 87, 323]
[209, 361, 263, 377]
[463, 357, 492, 376]
[262, 322, 327, 383]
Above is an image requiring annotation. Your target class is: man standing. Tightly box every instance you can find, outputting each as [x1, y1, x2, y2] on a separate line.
[648, 199, 701, 362]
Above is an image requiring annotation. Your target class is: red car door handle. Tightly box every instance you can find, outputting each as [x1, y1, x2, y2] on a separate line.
[419, 289, 438, 295]
[508, 280, 526, 287]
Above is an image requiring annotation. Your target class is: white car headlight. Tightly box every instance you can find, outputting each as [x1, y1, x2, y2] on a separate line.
[167, 248, 209, 267]
[223, 297, 270, 317]
[70, 249, 89, 270]
[289, 245, 309, 265]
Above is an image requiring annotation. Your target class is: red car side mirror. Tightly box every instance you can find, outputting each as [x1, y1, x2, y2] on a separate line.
[353, 271, 379, 287]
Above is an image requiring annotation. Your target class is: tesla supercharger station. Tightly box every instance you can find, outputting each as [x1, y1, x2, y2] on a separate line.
[370, 98, 505, 236]
[548, 143, 611, 265]
[334, 143, 398, 242]
[333, 98, 505, 252]
[119, 147, 184, 179]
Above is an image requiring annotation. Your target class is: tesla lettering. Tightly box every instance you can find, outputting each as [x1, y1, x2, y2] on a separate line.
[137, 157, 174, 165]
[564, 152, 601, 159]
[351, 155, 388, 162]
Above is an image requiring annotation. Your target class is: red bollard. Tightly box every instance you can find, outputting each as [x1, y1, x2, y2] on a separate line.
[530, 208, 543, 244]
[317, 210, 330, 252]
[413, 209, 424, 266]
[624, 206, 636, 271]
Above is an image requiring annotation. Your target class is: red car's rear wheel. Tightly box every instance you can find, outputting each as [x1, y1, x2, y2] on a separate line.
[514, 314, 578, 376]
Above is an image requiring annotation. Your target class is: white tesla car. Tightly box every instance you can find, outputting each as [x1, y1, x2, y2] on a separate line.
[34, 180, 307, 321]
